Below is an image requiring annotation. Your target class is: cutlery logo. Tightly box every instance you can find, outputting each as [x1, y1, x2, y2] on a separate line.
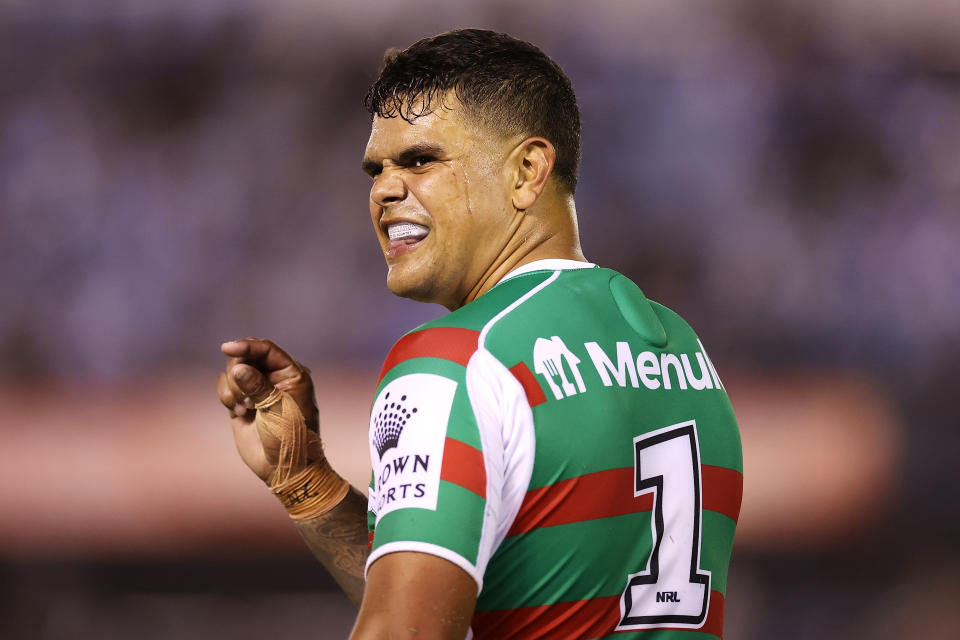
[533, 336, 586, 400]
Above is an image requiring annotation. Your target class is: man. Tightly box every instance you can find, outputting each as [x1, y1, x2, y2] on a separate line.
[217, 29, 742, 639]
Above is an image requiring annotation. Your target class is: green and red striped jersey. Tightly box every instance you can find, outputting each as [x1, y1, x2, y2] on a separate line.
[366, 260, 743, 639]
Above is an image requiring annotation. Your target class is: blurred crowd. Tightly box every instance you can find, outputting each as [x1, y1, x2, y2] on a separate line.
[2, 1, 957, 381]
[1, 1, 958, 639]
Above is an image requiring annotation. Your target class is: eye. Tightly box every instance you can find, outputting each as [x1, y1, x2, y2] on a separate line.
[411, 156, 434, 168]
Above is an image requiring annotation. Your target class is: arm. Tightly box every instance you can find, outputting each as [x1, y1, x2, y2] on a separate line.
[293, 486, 370, 606]
[217, 338, 483, 633]
[355, 362, 491, 638]
[351, 552, 477, 640]
[216, 338, 369, 605]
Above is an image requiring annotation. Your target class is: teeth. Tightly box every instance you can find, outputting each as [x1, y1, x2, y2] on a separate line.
[387, 222, 429, 241]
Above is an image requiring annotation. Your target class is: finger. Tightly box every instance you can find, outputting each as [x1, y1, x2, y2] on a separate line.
[220, 336, 259, 356]
[216, 371, 238, 409]
[223, 361, 248, 400]
[224, 355, 283, 405]
[221, 338, 299, 374]
[230, 362, 275, 404]
[217, 372, 251, 418]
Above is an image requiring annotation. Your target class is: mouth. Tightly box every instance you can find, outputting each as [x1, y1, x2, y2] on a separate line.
[384, 221, 430, 258]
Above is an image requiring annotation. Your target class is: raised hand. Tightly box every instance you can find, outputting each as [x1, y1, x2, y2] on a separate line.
[216, 338, 321, 482]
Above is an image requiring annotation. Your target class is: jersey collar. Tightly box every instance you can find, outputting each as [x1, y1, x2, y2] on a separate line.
[496, 259, 597, 285]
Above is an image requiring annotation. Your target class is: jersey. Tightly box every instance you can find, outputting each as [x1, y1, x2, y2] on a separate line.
[365, 259, 743, 640]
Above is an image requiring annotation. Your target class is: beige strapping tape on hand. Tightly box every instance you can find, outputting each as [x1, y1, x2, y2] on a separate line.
[254, 388, 350, 520]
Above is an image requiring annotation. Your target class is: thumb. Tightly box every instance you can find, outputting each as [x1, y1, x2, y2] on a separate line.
[231, 363, 274, 404]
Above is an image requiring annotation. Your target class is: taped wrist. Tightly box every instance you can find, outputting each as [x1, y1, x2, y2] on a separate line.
[254, 388, 350, 520]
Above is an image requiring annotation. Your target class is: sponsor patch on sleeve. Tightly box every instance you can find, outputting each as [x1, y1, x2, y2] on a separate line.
[368, 373, 457, 521]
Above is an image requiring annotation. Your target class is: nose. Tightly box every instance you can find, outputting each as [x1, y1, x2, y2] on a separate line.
[370, 168, 408, 208]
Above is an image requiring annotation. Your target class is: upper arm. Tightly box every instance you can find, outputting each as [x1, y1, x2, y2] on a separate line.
[351, 551, 477, 640]
[362, 331, 531, 636]
[366, 363, 491, 588]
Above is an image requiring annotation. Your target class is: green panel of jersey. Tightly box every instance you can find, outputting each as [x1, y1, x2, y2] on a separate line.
[365, 262, 742, 639]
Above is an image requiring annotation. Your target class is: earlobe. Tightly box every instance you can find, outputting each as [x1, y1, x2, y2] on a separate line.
[511, 137, 556, 211]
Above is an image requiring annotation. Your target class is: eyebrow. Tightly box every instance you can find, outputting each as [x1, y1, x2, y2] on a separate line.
[361, 143, 446, 177]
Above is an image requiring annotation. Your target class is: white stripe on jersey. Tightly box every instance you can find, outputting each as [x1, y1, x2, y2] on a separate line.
[468, 271, 564, 578]
[465, 348, 537, 580]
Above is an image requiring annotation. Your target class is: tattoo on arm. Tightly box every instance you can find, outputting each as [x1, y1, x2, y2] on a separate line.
[293, 486, 370, 607]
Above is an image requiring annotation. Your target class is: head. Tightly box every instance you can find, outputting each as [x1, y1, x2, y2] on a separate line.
[361, 29, 583, 309]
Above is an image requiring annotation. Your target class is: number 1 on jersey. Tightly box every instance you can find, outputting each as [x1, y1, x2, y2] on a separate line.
[617, 421, 711, 631]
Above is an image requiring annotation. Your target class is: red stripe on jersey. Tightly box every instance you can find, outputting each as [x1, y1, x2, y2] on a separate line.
[702, 465, 743, 524]
[378, 327, 480, 384]
[367, 530, 374, 551]
[509, 361, 547, 407]
[508, 468, 646, 536]
[472, 590, 726, 639]
[509, 466, 743, 536]
[440, 437, 486, 498]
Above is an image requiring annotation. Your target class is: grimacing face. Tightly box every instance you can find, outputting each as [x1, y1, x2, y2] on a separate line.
[362, 102, 522, 309]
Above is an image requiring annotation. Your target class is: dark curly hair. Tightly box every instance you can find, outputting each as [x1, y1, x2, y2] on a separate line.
[365, 29, 581, 194]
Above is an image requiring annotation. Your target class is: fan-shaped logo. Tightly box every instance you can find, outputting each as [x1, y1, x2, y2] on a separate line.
[372, 391, 418, 459]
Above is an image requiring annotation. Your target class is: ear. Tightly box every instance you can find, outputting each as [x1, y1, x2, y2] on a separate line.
[509, 137, 556, 211]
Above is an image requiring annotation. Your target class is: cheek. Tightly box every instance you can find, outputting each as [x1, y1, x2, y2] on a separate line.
[409, 168, 467, 214]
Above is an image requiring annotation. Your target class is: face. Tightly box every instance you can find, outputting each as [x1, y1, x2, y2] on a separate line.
[362, 102, 520, 309]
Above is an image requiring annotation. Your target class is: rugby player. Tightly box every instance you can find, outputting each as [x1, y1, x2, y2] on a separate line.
[217, 29, 742, 639]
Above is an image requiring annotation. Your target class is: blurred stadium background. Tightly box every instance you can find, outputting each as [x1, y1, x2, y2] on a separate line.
[1, 0, 958, 638]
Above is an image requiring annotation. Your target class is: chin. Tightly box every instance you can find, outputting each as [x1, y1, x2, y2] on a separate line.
[386, 266, 431, 300]
[385, 265, 454, 307]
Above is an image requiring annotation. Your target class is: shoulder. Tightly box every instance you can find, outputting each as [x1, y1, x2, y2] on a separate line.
[376, 270, 562, 387]
[476, 265, 625, 354]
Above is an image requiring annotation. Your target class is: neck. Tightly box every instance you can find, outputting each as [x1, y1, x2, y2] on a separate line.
[452, 198, 587, 310]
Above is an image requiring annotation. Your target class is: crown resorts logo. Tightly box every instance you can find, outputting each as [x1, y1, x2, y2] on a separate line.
[372, 391, 418, 459]
[368, 373, 457, 519]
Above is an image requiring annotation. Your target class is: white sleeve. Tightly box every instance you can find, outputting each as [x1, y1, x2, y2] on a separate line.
[464, 348, 537, 580]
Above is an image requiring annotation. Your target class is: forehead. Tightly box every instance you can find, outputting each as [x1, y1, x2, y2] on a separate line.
[363, 104, 485, 161]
